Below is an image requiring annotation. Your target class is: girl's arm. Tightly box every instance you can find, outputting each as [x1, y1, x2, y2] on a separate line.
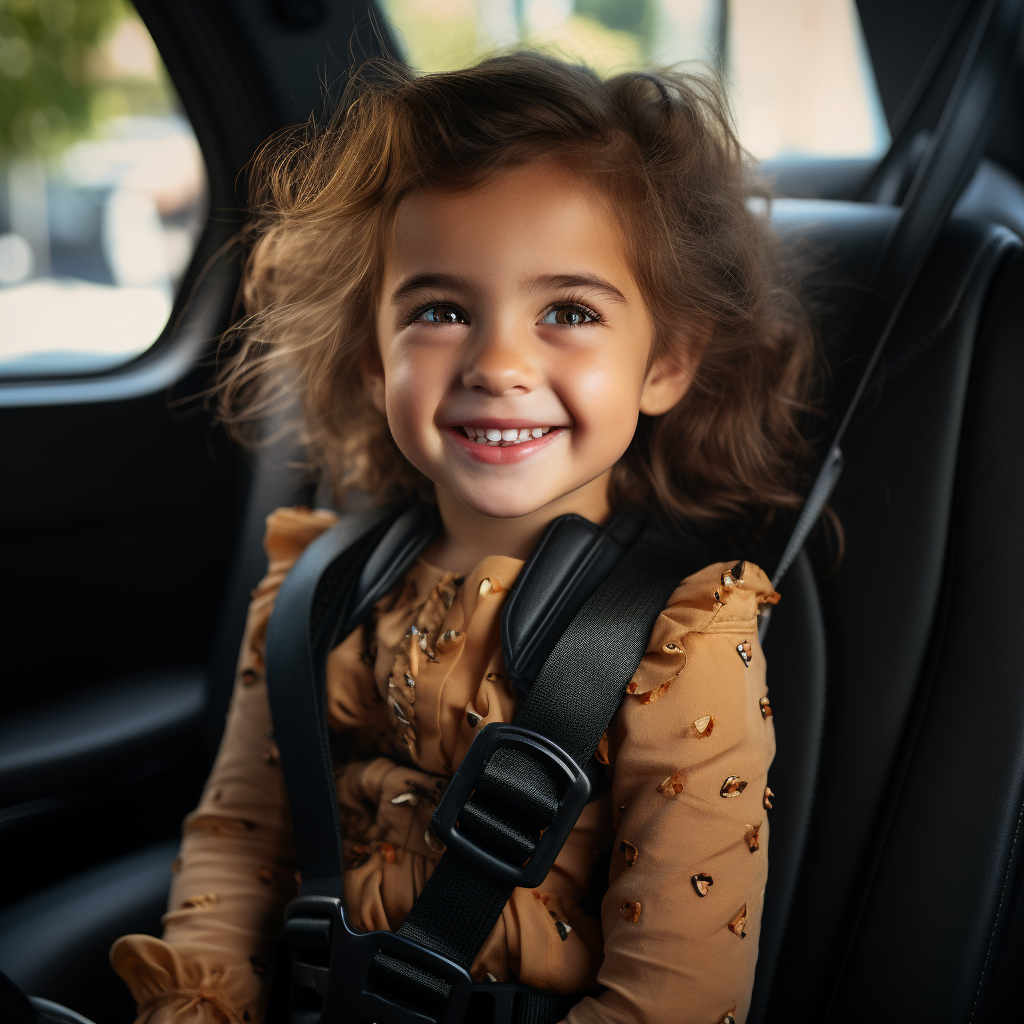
[109, 507, 339, 1024]
[566, 562, 777, 1024]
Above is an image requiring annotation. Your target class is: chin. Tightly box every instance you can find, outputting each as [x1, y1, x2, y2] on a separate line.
[452, 487, 552, 521]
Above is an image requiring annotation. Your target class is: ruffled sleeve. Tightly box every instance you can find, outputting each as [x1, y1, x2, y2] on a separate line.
[110, 507, 339, 1024]
[566, 561, 778, 1024]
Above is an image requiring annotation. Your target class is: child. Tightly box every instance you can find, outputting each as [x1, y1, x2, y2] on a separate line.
[111, 51, 817, 1024]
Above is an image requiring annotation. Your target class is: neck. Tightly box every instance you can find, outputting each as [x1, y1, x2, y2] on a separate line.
[426, 473, 613, 574]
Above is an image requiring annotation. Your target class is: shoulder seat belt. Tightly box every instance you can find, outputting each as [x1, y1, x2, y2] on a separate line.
[767, 0, 1024, 610]
[265, 502, 709, 1024]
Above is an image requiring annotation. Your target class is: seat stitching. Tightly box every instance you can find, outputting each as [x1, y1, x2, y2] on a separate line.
[969, 792, 1024, 1022]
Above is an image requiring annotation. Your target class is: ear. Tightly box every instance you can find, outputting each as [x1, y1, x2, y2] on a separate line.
[638, 351, 696, 416]
[360, 345, 387, 415]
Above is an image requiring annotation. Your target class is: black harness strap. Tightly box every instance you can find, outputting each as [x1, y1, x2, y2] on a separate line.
[376, 524, 705, 1011]
[267, 504, 706, 1024]
[266, 502, 440, 900]
[268, 505, 708, 1024]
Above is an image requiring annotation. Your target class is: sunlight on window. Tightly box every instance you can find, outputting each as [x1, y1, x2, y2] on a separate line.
[379, 0, 888, 159]
[727, 0, 888, 160]
[0, 0, 207, 377]
[380, 0, 704, 75]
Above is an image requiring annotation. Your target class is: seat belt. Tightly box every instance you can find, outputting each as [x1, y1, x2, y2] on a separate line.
[266, 504, 708, 1024]
[265, 501, 440, 902]
[767, 0, 1023, 607]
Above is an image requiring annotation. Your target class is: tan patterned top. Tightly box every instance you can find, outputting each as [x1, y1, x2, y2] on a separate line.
[110, 506, 778, 1024]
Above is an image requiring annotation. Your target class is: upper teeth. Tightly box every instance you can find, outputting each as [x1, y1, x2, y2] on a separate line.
[461, 426, 554, 446]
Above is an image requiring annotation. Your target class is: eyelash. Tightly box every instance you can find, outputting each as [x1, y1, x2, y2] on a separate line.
[545, 299, 602, 327]
[403, 296, 604, 327]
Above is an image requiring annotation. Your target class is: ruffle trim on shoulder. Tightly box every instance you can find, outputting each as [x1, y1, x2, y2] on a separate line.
[263, 506, 340, 572]
[246, 507, 341, 668]
[110, 934, 262, 1024]
[626, 560, 776, 696]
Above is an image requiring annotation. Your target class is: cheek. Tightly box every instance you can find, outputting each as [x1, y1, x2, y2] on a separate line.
[565, 348, 647, 440]
[383, 361, 429, 440]
[380, 348, 456, 467]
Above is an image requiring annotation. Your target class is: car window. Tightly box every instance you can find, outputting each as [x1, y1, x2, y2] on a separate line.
[727, 0, 888, 160]
[0, 0, 207, 378]
[379, 0, 889, 160]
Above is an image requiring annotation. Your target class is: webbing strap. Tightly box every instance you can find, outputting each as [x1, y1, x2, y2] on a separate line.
[268, 507, 705, 1022]
[265, 503, 436, 898]
[384, 531, 701, 987]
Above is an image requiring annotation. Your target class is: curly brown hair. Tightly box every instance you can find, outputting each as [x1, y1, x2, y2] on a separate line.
[217, 51, 823, 545]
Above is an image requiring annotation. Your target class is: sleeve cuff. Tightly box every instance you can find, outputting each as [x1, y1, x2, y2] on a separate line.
[110, 935, 263, 1024]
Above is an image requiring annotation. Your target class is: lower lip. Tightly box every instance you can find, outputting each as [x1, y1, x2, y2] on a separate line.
[442, 426, 566, 464]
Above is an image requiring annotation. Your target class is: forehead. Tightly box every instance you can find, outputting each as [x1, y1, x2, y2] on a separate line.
[382, 161, 637, 293]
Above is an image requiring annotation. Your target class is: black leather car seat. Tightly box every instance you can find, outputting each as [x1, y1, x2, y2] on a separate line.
[2, 199, 1023, 1024]
[0, 843, 177, 1023]
[753, 203, 1024, 1022]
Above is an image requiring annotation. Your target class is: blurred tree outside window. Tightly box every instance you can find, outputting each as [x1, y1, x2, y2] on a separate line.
[378, 0, 888, 159]
[0, 0, 207, 377]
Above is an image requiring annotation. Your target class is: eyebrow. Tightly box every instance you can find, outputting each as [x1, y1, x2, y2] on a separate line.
[390, 273, 470, 303]
[531, 274, 628, 305]
[389, 271, 629, 305]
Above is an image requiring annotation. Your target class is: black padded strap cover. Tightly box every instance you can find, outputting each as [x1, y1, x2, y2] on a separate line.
[501, 509, 647, 693]
[267, 502, 707, 1019]
[386, 522, 708, 990]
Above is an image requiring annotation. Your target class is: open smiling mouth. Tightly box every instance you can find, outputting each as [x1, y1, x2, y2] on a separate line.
[456, 426, 557, 447]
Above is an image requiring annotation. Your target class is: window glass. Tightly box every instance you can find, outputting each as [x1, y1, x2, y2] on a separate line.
[0, 0, 207, 377]
[726, 0, 888, 160]
[378, 0, 888, 160]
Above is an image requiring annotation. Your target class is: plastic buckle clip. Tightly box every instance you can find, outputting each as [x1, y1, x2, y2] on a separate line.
[284, 896, 473, 1024]
[430, 722, 591, 889]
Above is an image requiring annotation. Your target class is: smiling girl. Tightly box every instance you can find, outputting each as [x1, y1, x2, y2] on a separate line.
[111, 52, 818, 1024]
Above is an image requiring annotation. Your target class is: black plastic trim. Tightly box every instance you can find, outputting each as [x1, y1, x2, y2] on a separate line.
[0, 672, 205, 808]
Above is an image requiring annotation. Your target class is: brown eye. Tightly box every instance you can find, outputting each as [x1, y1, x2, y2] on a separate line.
[542, 304, 596, 326]
[417, 304, 466, 324]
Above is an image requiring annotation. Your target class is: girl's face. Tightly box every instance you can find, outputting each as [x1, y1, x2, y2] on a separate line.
[369, 160, 693, 521]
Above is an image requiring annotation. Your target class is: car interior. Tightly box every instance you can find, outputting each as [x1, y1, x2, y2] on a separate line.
[2, 0, 1024, 1022]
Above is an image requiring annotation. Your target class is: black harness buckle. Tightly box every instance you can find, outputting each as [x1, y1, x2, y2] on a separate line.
[430, 723, 591, 889]
[284, 895, 473, 1024]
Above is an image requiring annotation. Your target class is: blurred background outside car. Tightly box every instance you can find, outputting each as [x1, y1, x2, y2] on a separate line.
[383, 0, 888, 159]
[0, 0, 885, 378]
[0, 0, 205, 376]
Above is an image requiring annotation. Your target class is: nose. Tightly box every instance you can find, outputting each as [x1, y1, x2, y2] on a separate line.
[461, 319, 541, 396]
